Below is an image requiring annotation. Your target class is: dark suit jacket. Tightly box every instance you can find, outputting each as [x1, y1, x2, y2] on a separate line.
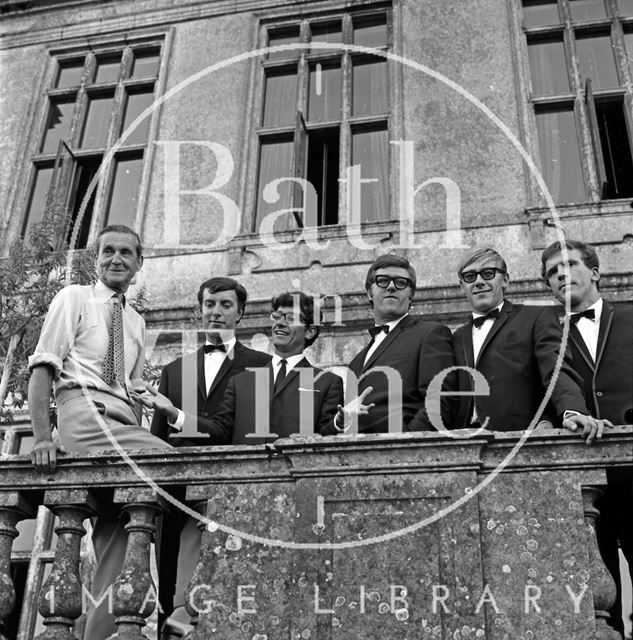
[347, 315, 456, 433]
[567, 301, 633, 425]
[150, 340, 271, 444]
[452, 300, 588, 431]
[202, 358, 344, 444]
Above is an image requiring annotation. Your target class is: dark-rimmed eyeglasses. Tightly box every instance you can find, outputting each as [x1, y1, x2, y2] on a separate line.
[270, 311, 304, 325]
[460, 268, 506, 284]
[373, 275, 413, 290]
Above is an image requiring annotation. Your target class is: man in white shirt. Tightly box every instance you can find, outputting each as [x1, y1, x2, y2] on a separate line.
[541, 238, 633, 635]
[28, 224, 170, 640]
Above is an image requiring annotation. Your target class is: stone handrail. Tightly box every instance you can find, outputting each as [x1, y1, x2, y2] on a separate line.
[0, 427, 631, 639]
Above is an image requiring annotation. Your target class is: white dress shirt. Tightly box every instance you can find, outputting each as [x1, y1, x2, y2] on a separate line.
[363, 314, 407, 365]
[271, 353, 305, 383]
[568, 298, 602, 362]
[471, 302, 504, 364]
[169, 336, 237, 431]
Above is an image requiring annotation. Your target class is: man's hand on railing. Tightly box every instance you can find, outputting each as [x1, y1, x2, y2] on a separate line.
[30, 438, 66, 473]
[562, 413, 614, 445]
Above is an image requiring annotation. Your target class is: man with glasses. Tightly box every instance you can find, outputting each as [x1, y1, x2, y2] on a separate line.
[201, 290, 343, 443]
[452, 247, 597, 435]
[335, 253, 455, 433]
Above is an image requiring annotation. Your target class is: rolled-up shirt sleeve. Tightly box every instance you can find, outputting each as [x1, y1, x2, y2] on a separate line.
[28, 286, 81, 380]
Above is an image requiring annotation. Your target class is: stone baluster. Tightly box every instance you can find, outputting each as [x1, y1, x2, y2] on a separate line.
[182, 500, 211, 640]
[0, 492, 35, 640]
[36, 489, 95, 640]
[582, 486, 622, 640]
[109, 488, 163, 640]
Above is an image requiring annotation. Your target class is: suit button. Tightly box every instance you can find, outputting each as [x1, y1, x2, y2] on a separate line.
[202, 411, 208, 417]
[596, 391, 603, 397]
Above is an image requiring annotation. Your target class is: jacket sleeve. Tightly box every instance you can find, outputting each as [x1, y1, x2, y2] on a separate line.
[193, 377, 236, 444]
[317, 373, 344, 436]
[150, 365, 171, 442]
[406, 322, 457, 432]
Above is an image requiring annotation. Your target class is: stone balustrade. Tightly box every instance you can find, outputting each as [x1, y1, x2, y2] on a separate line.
[0, 427, 631, 639]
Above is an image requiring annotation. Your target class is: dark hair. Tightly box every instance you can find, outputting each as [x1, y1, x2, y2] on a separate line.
[197, 277, 248, 314]
[456, 247, 508, 278]
[540, 239, 600, 283]
[364, 254, 417, 293]
[96, 224, 142, 258]
[271, 291, 321, 348]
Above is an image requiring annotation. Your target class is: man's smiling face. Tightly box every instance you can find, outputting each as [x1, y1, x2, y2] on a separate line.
[460, 256, 509, 313]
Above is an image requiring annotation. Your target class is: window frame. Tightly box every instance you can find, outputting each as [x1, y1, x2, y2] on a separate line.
[241, 2, 402, 238]
[20, 36, 166, 248]
[515, 0, 633, 207]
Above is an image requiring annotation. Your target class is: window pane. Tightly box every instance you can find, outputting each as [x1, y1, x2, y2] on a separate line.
[56, 61, 84, 88]
[310, 22, 342, 53]
[351, 127, 389, 222]
[619, 0, 633, 15]
[80, 95, 114, 148]
[262, 69, 297, 127]
[569, 0, 607, 21]
[40, 100, 75, 154]
[522, 0, 560, 28]
[267, 28, 301, 60]
[527, 38, 570, 95]
[595, 99, 633, 198]
[536, 109, 586, 203]
[23, 166, 54, 236]
[255, 139, 294, 228]
[353, 16, 388, 47]
[625, 32, 633, 73]
[308, 64, 342, 122]
[120, 90, 154, 144]
[576, 34, 619, 89]
[106, 156, 144, 226]
[95, 55, 121, 84]
[352, 60, 388, 116]
[131, 52, 160, 78]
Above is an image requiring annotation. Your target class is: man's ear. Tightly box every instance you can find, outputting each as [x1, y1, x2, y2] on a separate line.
[236, 307, 244, 325]
[305, 325, 317, 342]
[137, 255, 144, 270]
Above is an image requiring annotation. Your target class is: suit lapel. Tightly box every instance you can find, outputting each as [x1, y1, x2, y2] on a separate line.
[460, 325, 475, 369]
[568, 325, 595, 371]
[207, 340, 242, 398]
[196, 347, 206, 401]
[595, 302, 614, 371]
[476, 300, 512, 365]
[273, 357, 310, 397]
[362, 316, 410, 371]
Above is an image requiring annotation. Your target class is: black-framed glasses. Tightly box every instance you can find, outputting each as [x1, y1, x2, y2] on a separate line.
[270, 311, 304, 325]
[373, 275, 413, 290]
[460, 268, 506, 284]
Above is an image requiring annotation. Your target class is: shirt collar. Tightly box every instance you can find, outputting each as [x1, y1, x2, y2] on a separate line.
[376, 313, 408, 331]
[566, 297, 603, 320]
[95, 279, 121, 300]
[472, 300, 505, 320]
[205, 336, 237, 353]
[272, 352, 305, 370]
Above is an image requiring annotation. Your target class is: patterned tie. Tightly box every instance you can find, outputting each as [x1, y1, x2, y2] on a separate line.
[102, 293, 126, 388]
[274, 359, 287, 394]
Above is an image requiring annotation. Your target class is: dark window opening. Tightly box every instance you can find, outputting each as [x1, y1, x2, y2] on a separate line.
[306, 129, 339, 225]
[67, 156, 101, 248]
[5, 561, 28, 639]
[595, 99, 633, 198]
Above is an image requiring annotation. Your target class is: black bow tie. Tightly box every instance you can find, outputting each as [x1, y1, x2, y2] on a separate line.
[204, 343, 226, 354]
[570, 308, 596, 325]
[472, 308, 500, 328]
[368, 324, 390, 338]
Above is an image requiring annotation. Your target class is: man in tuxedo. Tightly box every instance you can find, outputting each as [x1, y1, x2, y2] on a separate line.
[541, 239, 633, 635]
[451, 247, 598, 436]
[203, 290, 343, 443]
[148, 276, 270, 444]
[139, 277, 269, 633]
[336, 254, 455, 433]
